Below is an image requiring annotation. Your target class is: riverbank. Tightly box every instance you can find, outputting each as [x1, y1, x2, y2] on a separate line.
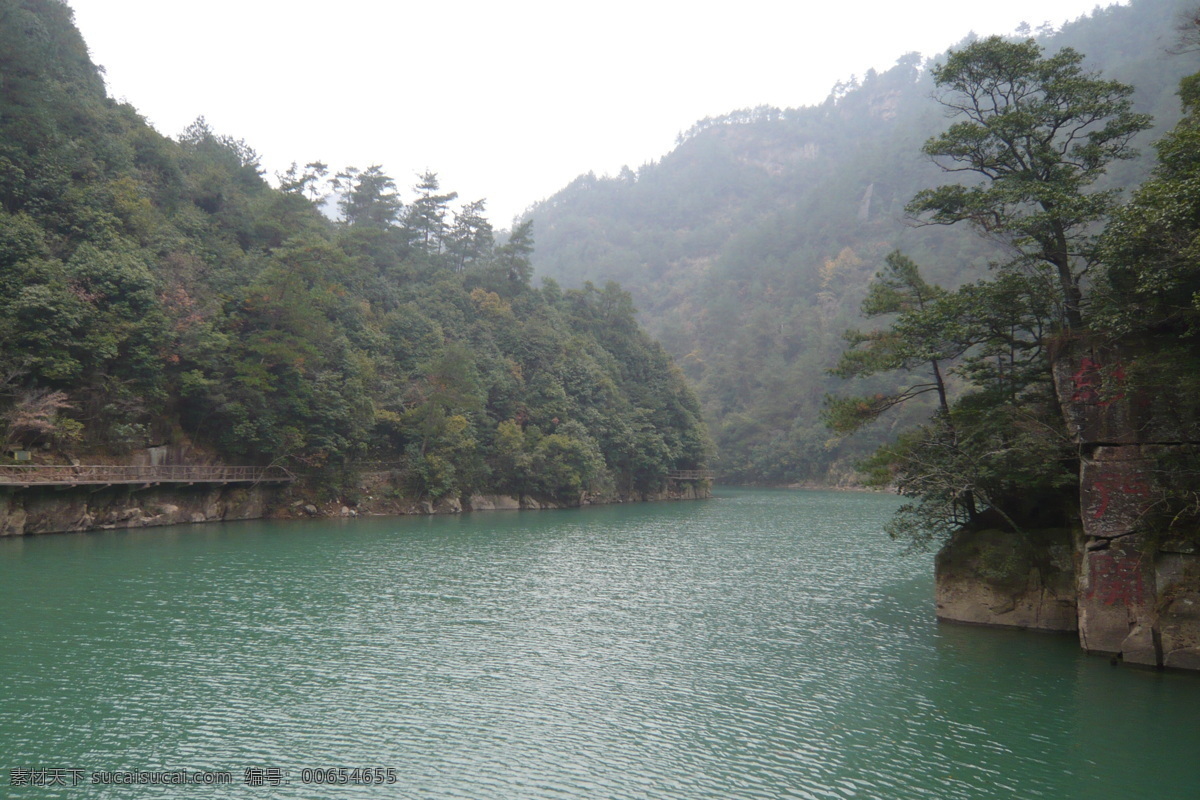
[0, 471, 711, 536]
[782, 481, 882, 493]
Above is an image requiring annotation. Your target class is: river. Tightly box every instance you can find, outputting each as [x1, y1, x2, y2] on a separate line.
[2, 489, 1198, 798]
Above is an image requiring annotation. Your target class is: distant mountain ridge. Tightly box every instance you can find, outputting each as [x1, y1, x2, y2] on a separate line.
[527, 0, 1195, 483]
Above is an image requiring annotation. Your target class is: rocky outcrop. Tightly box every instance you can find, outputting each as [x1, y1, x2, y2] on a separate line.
[1075, 444, 1160, 664]
[0, 467, 711, 536]
[1052, 341, 1200, 446]
[935, 527, 1078, 631]
[1056, 341, 1200, 668]
[1070, 529, 1200, 669]
[1154, 542, 1200, 670]
[338, 471, 711, 519]
[0, 483, 272, 536]
[939, 340, 1200, 668]
[465, 494, 522, 512]
[936, 339, 1200, 669]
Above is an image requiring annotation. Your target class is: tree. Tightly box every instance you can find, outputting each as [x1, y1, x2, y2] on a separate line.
[446, 198, 494, 273]
[533, 428, 605, 499]
[826, 254, 1075, 540]
[907, 36, 1152, 330]
[405, 170, 457, 254]
[278, 161, 329, 203]
[826, 37, 1143, 543]
[332, 165, 402, 228]
[180, 116, 263, 177]
[3, 388, 82, 448]
[1097, 68, 1200, 336]
[489, 419, 533, 495]
[828, 252, 980, 525]
[491, 219, 535, 290]
[825, 251, 963, 432]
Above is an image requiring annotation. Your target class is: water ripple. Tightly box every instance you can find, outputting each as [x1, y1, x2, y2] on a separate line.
[3, 490, 1200, 798]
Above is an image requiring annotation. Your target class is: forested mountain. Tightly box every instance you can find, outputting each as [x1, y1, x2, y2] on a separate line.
[0, 0, 709, 503]
[527, 0, 1194, 484]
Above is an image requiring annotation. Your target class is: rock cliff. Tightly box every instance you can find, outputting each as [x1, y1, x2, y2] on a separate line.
[0, 468, 710, 536]
[935, 527, 1077, 631]
[935, 339, 1200, 670]
[0, 483, 271, 536]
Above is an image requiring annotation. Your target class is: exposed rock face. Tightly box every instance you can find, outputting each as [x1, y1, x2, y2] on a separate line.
[345, 471, 711, 518]
[465, 494, 522, 512]
[1075, 444, 1161, 665]
[936, 339, 1200, 670]
[1057, 342, 1200, 668]
[1, 469, 711, 541]
[1071, 533, 1200, 669]
[935, 527, 1077, 631]
[434, 496, 463, 514]
[1052, 341, 1200, 445]
[0, 484, 271, 536]
[1155, 543, 1200, 670]
[1076, 534, 1159, 664]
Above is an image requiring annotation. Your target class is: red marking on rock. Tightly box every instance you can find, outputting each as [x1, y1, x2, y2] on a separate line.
[1071, 357, 1127, 407]
[1091, 473, 1152, 519]
[1085, 551, 1145, 606]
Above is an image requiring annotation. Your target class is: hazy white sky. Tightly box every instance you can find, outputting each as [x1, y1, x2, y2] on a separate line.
[67, 0, 1122, 226]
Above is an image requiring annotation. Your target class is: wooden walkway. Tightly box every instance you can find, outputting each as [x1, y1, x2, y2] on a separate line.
[666, 469, 715, 481]
[0, 464, 293, 489]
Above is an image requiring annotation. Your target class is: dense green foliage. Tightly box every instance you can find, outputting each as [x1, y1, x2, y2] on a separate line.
[908, 36, 1152, 330]
[831, 29, 1200, 545]
[1089, 49, 1200, 541]
[0, 0, 709, 502]
[1098, 70, 1200, 337]
[834, 35, 1149, 540]
[527, 0, 1193, 484]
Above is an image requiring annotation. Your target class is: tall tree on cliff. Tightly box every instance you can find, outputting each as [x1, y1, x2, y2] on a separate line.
[826, 253, 1066, 543]
[825, 251, 960, 432]
[829, 36, 1155, 544]
[907, 36, 1153, 331]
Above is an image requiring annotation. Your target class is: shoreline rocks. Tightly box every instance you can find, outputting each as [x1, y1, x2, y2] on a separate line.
[0, 474, 711, 536]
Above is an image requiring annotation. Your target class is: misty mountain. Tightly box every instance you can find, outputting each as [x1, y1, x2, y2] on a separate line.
[526, 0, 1195, 483]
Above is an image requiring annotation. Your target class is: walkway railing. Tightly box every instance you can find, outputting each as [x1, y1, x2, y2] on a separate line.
[667, 470, 715, 481]
[0, 464, 294, 486]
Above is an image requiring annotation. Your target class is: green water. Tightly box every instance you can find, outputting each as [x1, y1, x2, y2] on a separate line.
[2, 489, 1198, 799]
